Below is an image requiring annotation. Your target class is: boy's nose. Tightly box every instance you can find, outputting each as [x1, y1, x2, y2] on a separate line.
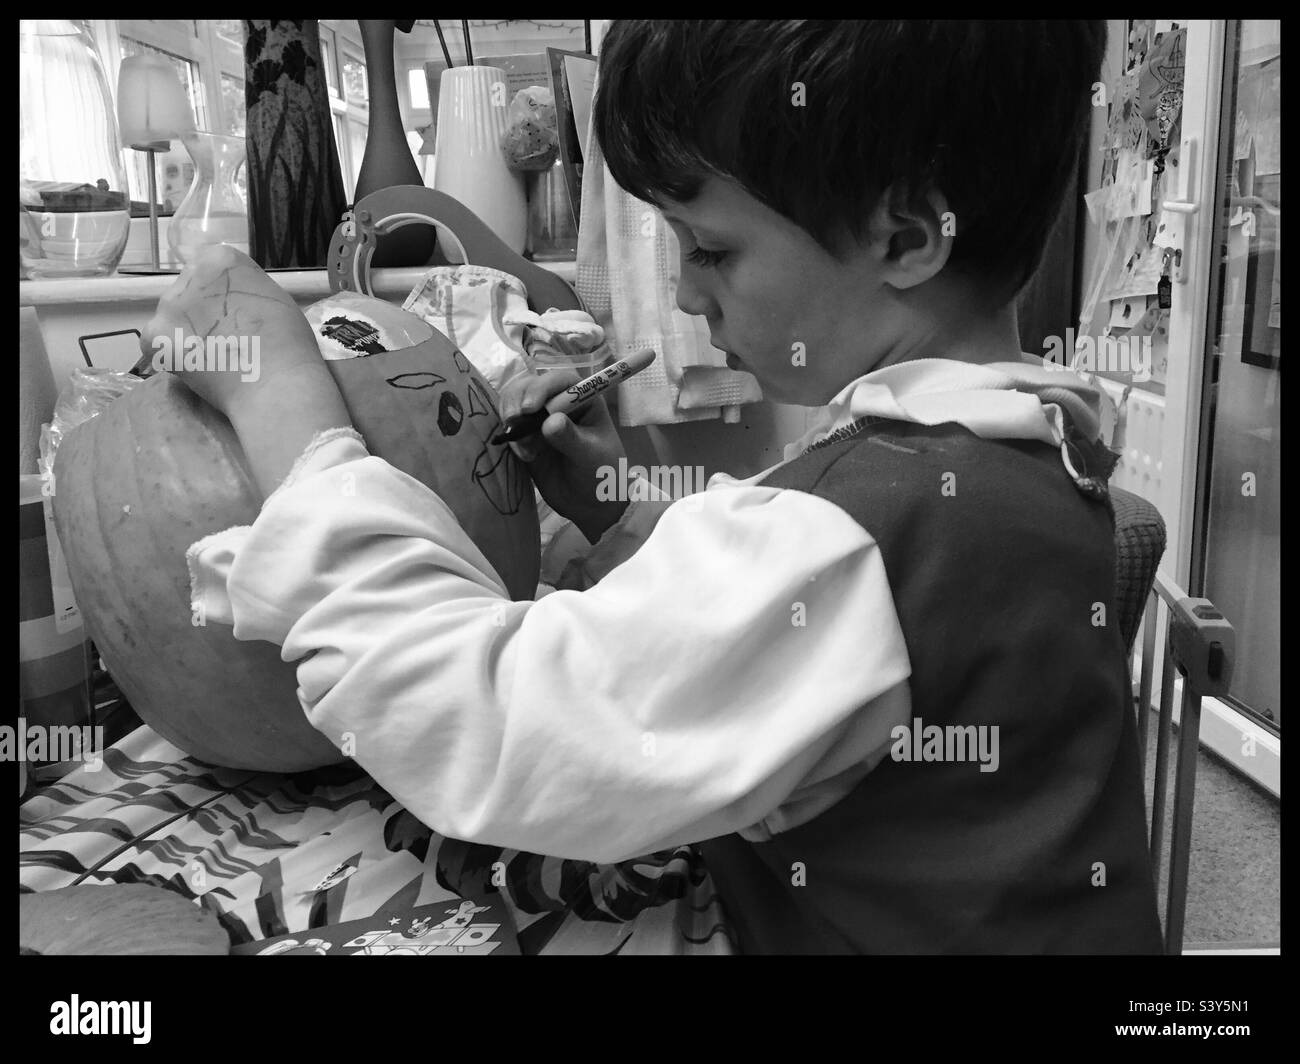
[673, 266, 713, 318]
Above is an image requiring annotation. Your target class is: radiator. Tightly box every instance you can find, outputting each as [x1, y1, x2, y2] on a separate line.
[1098, 377, 1167, 505]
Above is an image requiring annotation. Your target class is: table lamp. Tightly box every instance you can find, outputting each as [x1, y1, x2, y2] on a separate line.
[116, 53, 193, 271]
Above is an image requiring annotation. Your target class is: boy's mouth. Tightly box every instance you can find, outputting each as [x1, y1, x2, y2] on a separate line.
[724, 352, 742, 370]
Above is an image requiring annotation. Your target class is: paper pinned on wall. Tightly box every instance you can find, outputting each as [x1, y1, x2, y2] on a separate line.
[1107, 295, 1148, 331]
[1249, 64, 1281, 176]
[1106, 244, 1165, 301]
[1087, 151, 1155, 224]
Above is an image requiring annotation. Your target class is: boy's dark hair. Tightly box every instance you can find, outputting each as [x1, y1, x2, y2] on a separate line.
[594, 20, 1107, 298]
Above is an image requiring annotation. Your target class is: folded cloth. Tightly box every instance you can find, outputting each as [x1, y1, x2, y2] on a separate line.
[403, 265, 533, 393]
[679, 366, 763, 423]
[577, 93, 760, 426]
[500, 307, 608, 374]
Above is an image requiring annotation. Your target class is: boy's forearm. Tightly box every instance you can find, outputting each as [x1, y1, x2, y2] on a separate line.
[228, 366, 354, 499]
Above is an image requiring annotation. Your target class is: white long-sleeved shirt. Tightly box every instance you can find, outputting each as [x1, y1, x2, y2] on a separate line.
[188, 357, 1106, 863]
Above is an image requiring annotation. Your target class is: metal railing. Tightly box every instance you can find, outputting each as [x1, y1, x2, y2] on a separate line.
[1133, 571, 1236, 955]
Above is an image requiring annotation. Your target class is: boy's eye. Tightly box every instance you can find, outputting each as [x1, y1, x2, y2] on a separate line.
[685, 245, 727, 269]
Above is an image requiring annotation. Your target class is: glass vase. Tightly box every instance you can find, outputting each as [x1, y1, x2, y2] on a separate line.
[168, 131, 249, 266]
[19, 20, 131, 278]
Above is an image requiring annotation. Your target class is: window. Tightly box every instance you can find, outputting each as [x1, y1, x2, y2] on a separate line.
[347, 120, 369, 200]
[220, 74, 245, 136]
[408, 68, 429, 111]
[320, 29, 339, 97]
[317, 22, 371, 205]
[341, 50, 368, 107]
[211, 20, 243, 51]
[101, 21, 249, 210]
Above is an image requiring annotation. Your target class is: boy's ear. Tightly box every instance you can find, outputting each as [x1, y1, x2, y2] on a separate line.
[866, 185, 954, 290]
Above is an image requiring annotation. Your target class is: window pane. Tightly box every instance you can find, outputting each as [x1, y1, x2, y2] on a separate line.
[212, 20, 243, 51]
[342, 53, 368, 107]
[221, 74, 246, 137]
[321, 35, 338, 94]
[348, 119, 369, 198]
[332, 113, 351, 201]
[408, 68, 429, 110]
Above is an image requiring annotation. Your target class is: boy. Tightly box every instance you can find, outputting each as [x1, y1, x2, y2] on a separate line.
[150, 20, 1162, 953]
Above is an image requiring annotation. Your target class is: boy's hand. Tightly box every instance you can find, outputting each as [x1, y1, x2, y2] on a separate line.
[140, 245, 353, 499]
[499, 364, 633, 542]
[140, 245, 332, 419]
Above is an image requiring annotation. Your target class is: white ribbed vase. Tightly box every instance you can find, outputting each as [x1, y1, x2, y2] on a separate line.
[433, 65, 527, 254]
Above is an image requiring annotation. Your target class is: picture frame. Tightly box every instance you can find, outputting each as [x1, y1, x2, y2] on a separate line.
[545, 47, 596, 232]
[1240, 173, 1280, 370]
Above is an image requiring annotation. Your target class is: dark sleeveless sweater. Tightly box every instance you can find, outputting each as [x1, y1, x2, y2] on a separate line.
[699, 418, 1162, 954]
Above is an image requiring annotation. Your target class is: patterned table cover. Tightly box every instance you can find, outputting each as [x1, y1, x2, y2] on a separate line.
[19, 727, 736, 956]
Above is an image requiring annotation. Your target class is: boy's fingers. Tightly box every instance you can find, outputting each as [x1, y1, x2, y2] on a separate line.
[499, 368, 580, 421]
[508, 436, 543, 463]
[539, 412, 579, 452]
[508, 411, 586, 465]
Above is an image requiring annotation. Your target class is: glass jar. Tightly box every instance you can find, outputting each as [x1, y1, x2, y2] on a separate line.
[167, 131, 250, 265]
[19, 20, 131, 278]
[526, 158, 578, 261]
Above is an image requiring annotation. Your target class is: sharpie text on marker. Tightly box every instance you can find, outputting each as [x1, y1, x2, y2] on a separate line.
[492, 348, 658, 444]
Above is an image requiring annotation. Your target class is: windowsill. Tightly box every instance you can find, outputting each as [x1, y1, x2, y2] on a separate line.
[19, 259, 577, 307]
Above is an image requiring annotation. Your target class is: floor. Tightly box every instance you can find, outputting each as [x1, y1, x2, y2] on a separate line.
[1144, 721, 1281, 948]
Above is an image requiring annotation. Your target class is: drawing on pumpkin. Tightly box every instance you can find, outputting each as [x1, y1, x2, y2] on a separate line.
[465, 378, 492, 417]
[453, 348, 470, 374]
[386, 372, 446, 390]
[437, 390, 464, 436]
[472, 436, 529, 516]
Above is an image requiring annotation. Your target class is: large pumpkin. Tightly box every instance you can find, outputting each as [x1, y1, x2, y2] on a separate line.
[52, 312, 539, 772]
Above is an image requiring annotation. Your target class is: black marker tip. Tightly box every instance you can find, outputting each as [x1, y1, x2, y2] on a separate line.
[491, 410, 548, 446]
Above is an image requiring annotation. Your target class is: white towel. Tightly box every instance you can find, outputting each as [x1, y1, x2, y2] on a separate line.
[576, 92, 761, 426]
[403, 264, 533, 392]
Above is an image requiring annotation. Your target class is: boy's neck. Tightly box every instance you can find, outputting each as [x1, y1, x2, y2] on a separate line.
[874, 279, 1026, 374]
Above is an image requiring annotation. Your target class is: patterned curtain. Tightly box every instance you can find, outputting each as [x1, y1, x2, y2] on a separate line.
[244, 19, 348, 267]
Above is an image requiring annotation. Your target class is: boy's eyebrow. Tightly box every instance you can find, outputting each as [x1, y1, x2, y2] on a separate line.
[659, 211, 727, 240]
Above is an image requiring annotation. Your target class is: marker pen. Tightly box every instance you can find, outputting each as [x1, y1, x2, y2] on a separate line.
[491, 348, 657, 445]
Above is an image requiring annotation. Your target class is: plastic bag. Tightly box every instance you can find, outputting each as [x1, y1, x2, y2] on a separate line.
[500, 86, 559, 171]
[38, 368, 144, 484]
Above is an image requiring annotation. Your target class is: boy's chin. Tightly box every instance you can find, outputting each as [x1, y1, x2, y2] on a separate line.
[724, 354, 825, 406]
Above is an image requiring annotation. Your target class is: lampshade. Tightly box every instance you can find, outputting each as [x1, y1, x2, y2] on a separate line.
[116, 53, 193, 150]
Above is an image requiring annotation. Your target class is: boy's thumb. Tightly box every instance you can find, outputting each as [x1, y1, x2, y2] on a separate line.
[539, 411, 579, 454]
